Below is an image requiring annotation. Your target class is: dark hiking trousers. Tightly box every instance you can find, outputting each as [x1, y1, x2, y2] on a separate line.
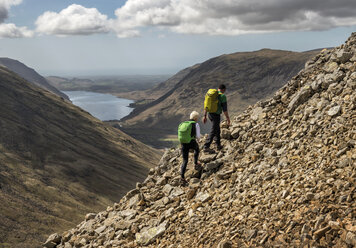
[204, 113, 221, 149]
[181, 139, 199, 179]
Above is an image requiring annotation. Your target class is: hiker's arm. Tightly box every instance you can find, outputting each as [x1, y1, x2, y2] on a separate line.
[223, 111, 231, 127]
[203, 109, 207, 124]
[221, 101, 230, 126]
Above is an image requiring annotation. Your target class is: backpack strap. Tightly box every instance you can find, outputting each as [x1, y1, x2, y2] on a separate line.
[190, 120, 196, 139]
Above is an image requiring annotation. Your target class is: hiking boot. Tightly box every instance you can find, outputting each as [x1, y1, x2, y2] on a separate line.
[217, 145, 223, 151]
[203, 147, 215, 154]
[180, 178, 188, 186]
[194, 162, 202, 171]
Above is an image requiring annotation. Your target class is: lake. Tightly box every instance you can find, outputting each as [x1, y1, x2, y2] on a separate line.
[63, 91, 134, 121]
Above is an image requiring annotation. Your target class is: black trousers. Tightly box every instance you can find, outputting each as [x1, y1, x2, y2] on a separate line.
[204, 113, 221, 148]
[181, 139, 199, 179]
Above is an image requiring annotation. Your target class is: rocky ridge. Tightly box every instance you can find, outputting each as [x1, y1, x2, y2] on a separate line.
[46, 33, 356, 247]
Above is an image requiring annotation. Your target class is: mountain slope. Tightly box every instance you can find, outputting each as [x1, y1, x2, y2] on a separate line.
[0, 67, 161, 248]
[0, 57, 69, 100]
[120, 49, 319, 146]
[49, 33, 355, 247]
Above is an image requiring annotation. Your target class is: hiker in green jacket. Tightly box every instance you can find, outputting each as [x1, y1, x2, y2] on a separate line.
[178, 111, 201, 186]
[203, 84, 230, 152]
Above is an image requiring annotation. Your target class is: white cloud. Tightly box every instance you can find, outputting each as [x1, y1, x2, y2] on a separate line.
[0, 0, 22, 21]
[35, 4, 110, 36]
[112, 0, 356, 36]
[0, 0, 34, 38]
[0, 23, 33, 38]
[32, 0, 356, 38]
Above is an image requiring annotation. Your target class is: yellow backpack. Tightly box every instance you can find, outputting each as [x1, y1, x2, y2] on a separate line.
[204, 89, 219, 113]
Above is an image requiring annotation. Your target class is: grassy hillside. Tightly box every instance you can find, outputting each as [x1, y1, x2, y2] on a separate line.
[0, 67, 161, 247]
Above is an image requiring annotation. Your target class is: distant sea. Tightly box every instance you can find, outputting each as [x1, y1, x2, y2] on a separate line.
[63, 91, 134, 121]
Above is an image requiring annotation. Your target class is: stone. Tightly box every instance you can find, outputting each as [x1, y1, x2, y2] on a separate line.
[195, 192, 211, 203]
[115, 220, 132, 230]
[43, 233, 61, 248]
[120, 209, 137, 219]
[43, 241, 57, 248]
[345, 232, 356, 246]
[200, 153, 217, 163]
[313, 226, 331, 240]
[186, 188, 197, 200]
[251, 107, 265, 121]
[217, 239, 232, 248]
[135, 222, 168, 245]
[64, 243, 72, 248]
[95, 225, 107, 234]
[327, 105, 341, 116]
[287, 86, 312, 115]
[305, 192, 314, 201]
[231, 129, 240, 139]
[206, 159, 223, 170]
[85, 213, 96, 221]
[335, 49, 353, 63]
[156, 177, 167, 186]
[128, 193, 144, 208]
[221, 129, 231, 139]
[216, 170, 233, 180]
[170, 187, 184, 198]
[324, 61, 338, 72]
[162, 184, 173, 195]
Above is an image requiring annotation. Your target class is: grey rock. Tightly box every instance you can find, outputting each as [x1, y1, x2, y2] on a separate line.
[195, 192, 211, 203]
[206, 159, 223, 170]
[335, 49, 353, 63]
[95, 225, 106, 234]
[200, 153, 217, 163]
[221, 128, 231, 139]
[345, 231, 356, 246]
[251, 107, 265, 121]
[217, 239, 232, 248]
[85, 213, 96, 221]
[327, 105, 341, 116]
[43, 233, 61, 248]
[170, 187, 184, 198]
[128, 193, 143, 208]
[120, 209, 137, 219]
[156, 177, 167, 186]
[231, 128, 240, 139]
[287, 86, 312, 115]
[162, 184, 173, 195]
[216, 170, 233, 180]
[135, 222, 168, 245]
[43, 241, 57, 248]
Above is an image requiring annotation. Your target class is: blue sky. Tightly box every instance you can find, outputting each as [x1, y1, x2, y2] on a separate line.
[0, 0, 355, 76]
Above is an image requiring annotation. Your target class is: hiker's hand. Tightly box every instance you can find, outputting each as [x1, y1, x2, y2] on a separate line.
[203, 116, 207, 124]
[227, 118, 231, 127]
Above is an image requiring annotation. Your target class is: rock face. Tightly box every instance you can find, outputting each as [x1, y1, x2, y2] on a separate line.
[47, 33, 356, 247]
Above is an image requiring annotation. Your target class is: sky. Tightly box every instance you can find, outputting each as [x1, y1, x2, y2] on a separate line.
[0, 0, 355, 76]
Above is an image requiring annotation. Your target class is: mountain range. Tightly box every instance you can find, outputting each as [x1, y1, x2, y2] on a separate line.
[0, 66, 161, 247]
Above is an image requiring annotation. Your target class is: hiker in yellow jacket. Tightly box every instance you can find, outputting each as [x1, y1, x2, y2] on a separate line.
[203, 84, 230, 152]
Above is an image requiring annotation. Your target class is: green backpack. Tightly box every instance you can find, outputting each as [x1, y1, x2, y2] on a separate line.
[178, 121, 196, 143]
[204, 89, 219, 113]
